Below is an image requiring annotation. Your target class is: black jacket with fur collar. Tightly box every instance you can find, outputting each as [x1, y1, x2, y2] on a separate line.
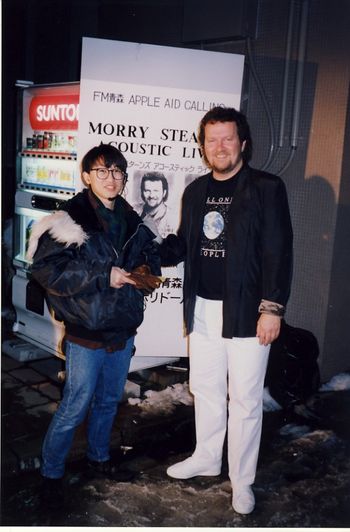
[27, 189, 160, 345]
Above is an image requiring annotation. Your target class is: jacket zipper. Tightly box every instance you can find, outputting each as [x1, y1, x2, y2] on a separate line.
[111, 222, 149, 262]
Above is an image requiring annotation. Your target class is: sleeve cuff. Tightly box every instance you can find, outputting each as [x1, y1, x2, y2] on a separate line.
[258, 299, 285, 317]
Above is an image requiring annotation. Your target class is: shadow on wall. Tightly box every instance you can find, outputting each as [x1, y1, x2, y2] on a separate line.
[286, 174, 336, 364]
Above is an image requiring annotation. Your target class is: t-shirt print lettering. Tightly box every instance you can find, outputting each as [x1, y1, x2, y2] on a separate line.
[201, 195, 233, 258]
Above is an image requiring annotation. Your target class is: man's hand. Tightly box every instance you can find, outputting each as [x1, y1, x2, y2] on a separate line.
[256, 314, 281, 346]
[110, 267, 136, 289]
[128, 265, 165, 295]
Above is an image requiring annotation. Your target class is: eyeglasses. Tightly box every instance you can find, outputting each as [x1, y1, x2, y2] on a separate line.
[90, 167, 126, 181]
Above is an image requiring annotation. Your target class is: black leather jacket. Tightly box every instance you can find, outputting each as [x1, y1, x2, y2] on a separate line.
[160, 165, 293, 338]
[27, 189, 160, 344]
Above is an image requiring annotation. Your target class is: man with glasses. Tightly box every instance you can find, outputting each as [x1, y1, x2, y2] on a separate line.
[27, 143, 161, 508]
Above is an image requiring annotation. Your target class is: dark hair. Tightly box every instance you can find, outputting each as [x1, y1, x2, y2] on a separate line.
[141, 172, 169, 202]
[81, 143, 128, 175]
[198, 106, 252, 163]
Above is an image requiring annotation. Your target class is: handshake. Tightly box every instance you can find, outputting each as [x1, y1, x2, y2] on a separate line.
[128, 265, 165, 295]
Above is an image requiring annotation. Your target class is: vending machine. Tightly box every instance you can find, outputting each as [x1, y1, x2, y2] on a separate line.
[11, 81, 79, 360]
[10, 81, 178, 371]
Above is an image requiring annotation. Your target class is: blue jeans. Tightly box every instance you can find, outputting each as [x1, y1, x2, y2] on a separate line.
[41, 336, 134, 479]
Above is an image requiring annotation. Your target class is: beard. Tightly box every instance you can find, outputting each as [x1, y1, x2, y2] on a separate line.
[211, 161, 240, 177]
[211, 162, 235, 175]
[209, 153, 244, 178]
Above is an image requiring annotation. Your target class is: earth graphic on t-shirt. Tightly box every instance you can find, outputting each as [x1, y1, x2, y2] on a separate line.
[203, 211, 224, 240]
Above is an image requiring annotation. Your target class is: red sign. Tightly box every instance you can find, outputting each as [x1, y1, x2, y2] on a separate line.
[29, 94, 79, 131]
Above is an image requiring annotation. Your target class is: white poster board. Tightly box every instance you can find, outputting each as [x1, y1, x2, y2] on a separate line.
[78, 37, 244, 357]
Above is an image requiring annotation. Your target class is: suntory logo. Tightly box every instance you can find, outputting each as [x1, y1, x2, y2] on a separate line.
[29, 94, 80, 131]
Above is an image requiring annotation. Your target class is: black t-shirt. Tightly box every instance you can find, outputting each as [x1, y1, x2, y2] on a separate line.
[197, 173, 239, 300]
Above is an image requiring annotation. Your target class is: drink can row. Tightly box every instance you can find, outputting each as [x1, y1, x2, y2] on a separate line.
[25, 131, 77, 154]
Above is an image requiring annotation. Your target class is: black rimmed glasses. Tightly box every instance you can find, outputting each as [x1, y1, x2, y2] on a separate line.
[90, 167, 126, 181]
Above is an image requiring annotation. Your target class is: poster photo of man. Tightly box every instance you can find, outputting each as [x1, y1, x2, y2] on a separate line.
[132, 170, 180, 238]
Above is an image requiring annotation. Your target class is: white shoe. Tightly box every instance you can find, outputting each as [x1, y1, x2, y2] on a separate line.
[232, 485, 255, 514]
[166, 456, 221, 479]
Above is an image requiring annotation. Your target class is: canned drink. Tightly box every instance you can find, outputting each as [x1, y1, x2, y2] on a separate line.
[25, 160, 37, 182]
[68, 136, 76, 154]
[60, 135, 66, 152]
[37, 134, 44, 150]
[43, 132, 49, 150]
[52, 135, 59, 151]
[26, 138, 33, 150]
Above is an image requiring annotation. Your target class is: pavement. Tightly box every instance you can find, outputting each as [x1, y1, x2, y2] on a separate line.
[1, 332, 192, 478]
[1, 325, 350, 528]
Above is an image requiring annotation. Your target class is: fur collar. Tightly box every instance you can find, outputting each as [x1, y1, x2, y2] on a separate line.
[27, 190, 101, 260]
[26, 210, 88, 260]
[26, 189, 141, 260]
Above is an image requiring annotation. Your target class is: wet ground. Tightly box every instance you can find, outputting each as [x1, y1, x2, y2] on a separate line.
[1, 343, 350, 528]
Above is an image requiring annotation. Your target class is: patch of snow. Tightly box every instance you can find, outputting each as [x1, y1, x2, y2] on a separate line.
[279, 423, 311, 438]
[291, 429, 339, 449]
[263, 387, 283, 411]
[131, 382, 286, 416]
[130, 383, 282, 415]
[128, 397, 141, 406]
[128, 382, 193, 415]
[320, 372, 350, 391]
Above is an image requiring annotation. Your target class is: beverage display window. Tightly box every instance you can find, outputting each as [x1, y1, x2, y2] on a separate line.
[18, 82, 79, 196]
[13, 82, 79, 271]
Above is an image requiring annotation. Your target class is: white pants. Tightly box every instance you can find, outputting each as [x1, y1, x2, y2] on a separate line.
[190, 296, 270, 487]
